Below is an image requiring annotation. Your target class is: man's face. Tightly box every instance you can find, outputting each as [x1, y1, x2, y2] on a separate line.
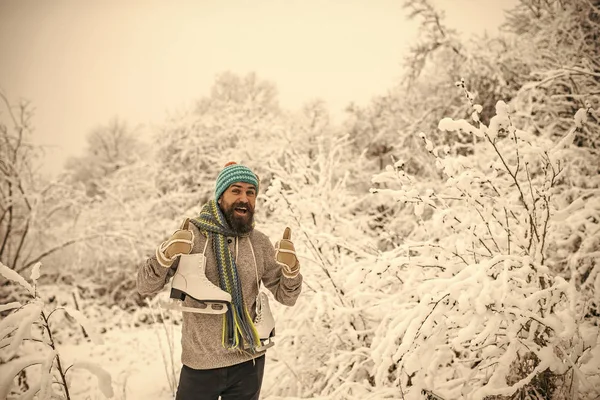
[218, 182, 257, 234]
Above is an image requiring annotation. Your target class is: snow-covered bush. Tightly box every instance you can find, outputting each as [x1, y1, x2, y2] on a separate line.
[507, 0, 600, 149]
[0, 261, 114, 399]
[367, 81, 599, 399]
[67, 159, 187, 310]
[260, 132, 384, 398]
[262, 79, 599, 399]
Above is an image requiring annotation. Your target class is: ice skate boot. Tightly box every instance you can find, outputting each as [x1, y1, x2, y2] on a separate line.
[163, 253, 231, 314]
[252, 292, 275, 351]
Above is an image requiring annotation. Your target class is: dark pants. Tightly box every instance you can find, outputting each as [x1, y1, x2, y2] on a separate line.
[175, 356, 265, 400]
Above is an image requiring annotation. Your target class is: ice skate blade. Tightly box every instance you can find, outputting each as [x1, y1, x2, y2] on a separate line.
[169, 289, 230, 306]
[256, 340, 275, 351]
[160, 300, 229, 314]
[246, 338, 275, 352]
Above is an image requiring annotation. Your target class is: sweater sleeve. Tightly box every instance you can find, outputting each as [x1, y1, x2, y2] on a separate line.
[136, 255, 177, 296]
[259, 235, 303, 306]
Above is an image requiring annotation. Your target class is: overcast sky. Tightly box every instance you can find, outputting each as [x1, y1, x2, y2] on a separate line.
[0, 0, 516, 175]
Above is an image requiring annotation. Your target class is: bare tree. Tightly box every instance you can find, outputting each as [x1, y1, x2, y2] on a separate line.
[0, 92, 38, 270]
[65, 118, 146, 196]
[0, 93, 90, 277]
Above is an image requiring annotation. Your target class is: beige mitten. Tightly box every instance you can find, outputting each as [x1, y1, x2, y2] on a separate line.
[156, 218, 194, 268]
[275, 227, 300, 278]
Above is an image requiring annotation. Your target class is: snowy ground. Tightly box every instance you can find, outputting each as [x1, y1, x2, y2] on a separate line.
[55, 315, 600, 400]
[5, 285, 600, 399]
[1, 284, 302, 399]
[60, 324, 183, 400]
[56, 307, 298, 400]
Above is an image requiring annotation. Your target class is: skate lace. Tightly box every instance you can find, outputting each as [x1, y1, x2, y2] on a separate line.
[199, 240, 214, 285]
[249, 240, 264, 325]
[255, 301, 263, 324]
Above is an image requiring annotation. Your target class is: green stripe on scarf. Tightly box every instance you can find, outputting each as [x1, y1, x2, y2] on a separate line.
[191, 200, 261, 352]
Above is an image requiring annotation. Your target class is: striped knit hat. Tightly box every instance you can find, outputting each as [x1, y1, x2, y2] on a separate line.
[215, 162, 259, 201]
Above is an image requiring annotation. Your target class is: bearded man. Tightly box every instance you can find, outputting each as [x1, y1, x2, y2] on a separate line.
[137, 162, 303, 400]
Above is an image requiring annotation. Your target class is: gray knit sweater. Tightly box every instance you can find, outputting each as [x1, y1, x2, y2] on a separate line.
[136, 224, 303, 370]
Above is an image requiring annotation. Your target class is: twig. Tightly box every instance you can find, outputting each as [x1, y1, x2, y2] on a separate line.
[0, 337, 45, 350]
[146, 299, 177, 396]
[279, 191, 347, 306]
[525, 163, 537, 220]
[474, 207, 501, 253]
[505, 208, 511, 254]
[281, 359, 302, 385]
[487, 136, 540, 246]
[539, 195, 552, 265]
[157, 304, 177, 394]
[413, 243, 468, 265]
[561, 66, 600, 78]
[16, 234, 103, 273]
[40, 310, 71, 400]
[0, 183, 13, 258]
[11, 217, 30, 269]
[414, 293, 450, 341]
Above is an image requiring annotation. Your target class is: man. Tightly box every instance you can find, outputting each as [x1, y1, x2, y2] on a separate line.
[137, 162, 303, 400]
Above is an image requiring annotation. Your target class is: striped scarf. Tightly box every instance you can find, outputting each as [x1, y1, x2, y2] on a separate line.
[191, 200, 261, 353]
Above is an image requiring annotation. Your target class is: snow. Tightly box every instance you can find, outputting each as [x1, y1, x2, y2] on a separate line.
[0, 301, 22, 313]
[58, 325, 183, 400]
[38, 350, 57, 399]
[0, 355, 46, 399]
[438, 117, 484, 138]
[0, 261, 34, 295]
[553, 196, 586, 221]
[3, 301, 43, 358]
[574, 107, 588, 128]
[487, 101, 511, 141]
[63, 306, 105, 345]
[550, 126, 578, 156]
[30, 262, 42, 283]
[71, 361, 115, 398]
[17, 382, 42, 400]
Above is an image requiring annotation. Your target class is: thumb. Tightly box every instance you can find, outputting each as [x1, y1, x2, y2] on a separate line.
[282, 227, 292, 241]
[179, 218, 190, 230]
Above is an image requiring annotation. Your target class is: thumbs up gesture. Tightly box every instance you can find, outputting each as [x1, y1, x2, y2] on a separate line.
[275, 227, 300, 278]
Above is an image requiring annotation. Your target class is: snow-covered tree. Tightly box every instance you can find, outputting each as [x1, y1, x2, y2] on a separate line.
[154, 72, 290, 204]
[65, 118, 148, 197]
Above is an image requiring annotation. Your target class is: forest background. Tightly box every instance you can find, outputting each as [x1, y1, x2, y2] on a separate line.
[1, 0, 599, 399]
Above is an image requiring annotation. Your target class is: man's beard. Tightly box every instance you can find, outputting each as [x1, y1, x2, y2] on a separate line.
[222, 201, 254, 234]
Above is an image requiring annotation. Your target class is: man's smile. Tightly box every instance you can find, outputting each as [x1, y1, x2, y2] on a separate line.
[234, 206, 249, 216]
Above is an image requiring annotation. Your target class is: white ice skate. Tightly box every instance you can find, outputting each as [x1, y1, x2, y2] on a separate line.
[162, 252, 231, 314]
[253, 291, 276, 351]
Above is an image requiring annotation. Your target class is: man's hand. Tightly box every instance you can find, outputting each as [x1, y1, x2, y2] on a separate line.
[156, 219, 194, 268]
[275, 227, 300, 278]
